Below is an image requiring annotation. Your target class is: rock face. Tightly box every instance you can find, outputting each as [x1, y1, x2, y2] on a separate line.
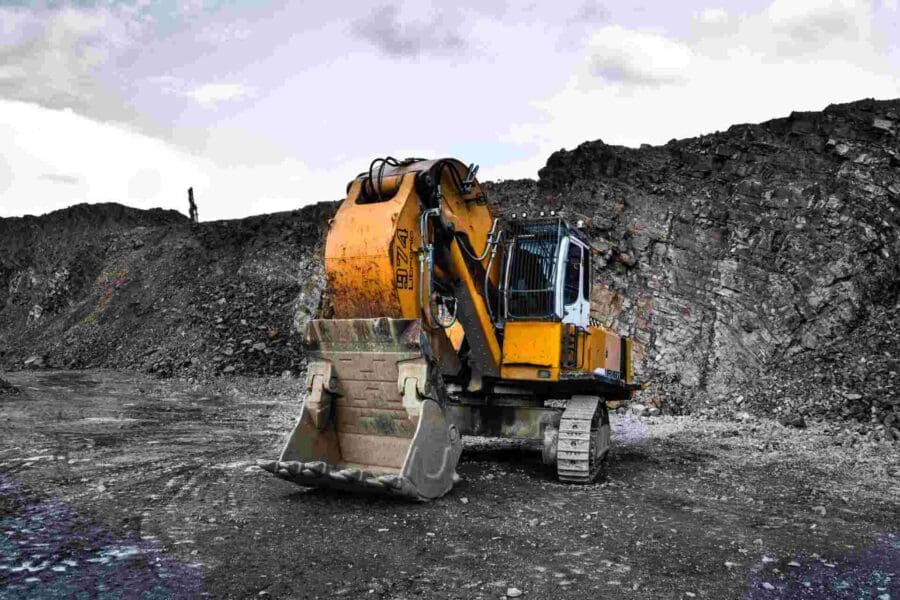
[0, 98, 897, 436]
[486, 98, 900, 423]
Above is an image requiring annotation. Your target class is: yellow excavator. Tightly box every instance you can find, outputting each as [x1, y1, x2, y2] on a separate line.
[258, 157, 642, 500]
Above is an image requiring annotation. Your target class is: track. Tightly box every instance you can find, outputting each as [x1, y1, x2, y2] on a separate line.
[556, 396, 610, 483]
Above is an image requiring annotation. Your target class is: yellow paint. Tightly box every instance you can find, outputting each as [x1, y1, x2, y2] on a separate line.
[500, 364, 555, 381]
[324, 158, 498, 329]
[325, 176, 421, 318]
[446, 321, 464, 352]
[321, 156, 636, 387]
[500, 321, 633, 382]
[501, 321, 562, 380]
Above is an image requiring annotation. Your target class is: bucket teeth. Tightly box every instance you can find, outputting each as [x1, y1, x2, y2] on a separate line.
[376, 474, 402, 489]
[306, 461, 327, 476]
[364, 477, 386, 489]
[343, 468, 362, 481]
[256, 460, 278, 474]
[397, 478, 418, 497]
[258, 459, 424, 498]
[330, 468, 368, 483]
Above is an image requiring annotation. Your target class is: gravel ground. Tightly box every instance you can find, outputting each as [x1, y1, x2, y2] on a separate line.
[1, 370, 898, 599]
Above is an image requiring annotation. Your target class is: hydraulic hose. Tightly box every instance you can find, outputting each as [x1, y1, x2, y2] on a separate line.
[484, 229, 503, 324]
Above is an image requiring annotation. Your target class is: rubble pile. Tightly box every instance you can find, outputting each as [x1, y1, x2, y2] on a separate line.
[748, 300, 900, 443]
[0, 202, 335, 380]
[144, 277, 320, 378]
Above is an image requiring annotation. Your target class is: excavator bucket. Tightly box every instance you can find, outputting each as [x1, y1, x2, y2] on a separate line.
[257, 318, 463, 500]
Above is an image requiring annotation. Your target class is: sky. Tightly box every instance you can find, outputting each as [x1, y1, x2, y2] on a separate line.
[1, 0, 898, 221]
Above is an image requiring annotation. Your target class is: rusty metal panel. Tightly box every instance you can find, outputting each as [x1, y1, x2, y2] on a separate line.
[324, 176, 424, 319]
[605, 330, 621, 373]
[624, 337, 633, 383]
[585, 327, 605, 372]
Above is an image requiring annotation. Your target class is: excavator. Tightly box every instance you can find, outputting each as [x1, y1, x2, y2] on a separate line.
[258, 157, 642, 500]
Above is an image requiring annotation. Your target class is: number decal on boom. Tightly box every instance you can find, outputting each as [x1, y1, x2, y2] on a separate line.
[395, 228, 413, 290]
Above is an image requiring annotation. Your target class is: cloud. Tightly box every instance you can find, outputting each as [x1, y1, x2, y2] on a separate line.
[194, 22, 252, 45]
[142, 76, 252, 113]
[587, 26, 692, 86]
[38, 173, 81, 185]
[0, 2, 256, 131]
[507, 0, 900, 163]
[128, 169, 162, 201]
[184, 83, 252, 108]
[0, 100, 207, 217]
[0, 154, 12, 195]
[572, 1, 609, 23]
[697, 8, 729, 24]
[0, 5, 149, 124]
[765, 0, 872, 54]
[352, 4, 467, 57]
[0, 99, 372, 220]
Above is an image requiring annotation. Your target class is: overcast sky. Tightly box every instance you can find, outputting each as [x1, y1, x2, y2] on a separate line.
[1, 0, 898, 220]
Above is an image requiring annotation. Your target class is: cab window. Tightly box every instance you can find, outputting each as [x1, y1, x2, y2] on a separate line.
[582, 248, 591, 301]
[507, 235, 559, 318]
[563, 242, 582, 305]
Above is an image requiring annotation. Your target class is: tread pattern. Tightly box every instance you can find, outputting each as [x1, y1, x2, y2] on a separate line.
[556, 396, 609, 483]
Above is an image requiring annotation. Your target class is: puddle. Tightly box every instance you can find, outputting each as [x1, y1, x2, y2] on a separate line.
[0, 474, 205, 598]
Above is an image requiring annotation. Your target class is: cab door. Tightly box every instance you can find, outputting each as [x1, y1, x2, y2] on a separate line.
[559, 237, 590, 328]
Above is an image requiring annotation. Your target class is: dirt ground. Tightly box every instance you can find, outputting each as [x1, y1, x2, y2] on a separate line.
[1, 370, 898, 599]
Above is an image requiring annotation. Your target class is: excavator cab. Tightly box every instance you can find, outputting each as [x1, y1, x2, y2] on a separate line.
[258, 158, 642, 500]
[502, 217, 592, 329]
